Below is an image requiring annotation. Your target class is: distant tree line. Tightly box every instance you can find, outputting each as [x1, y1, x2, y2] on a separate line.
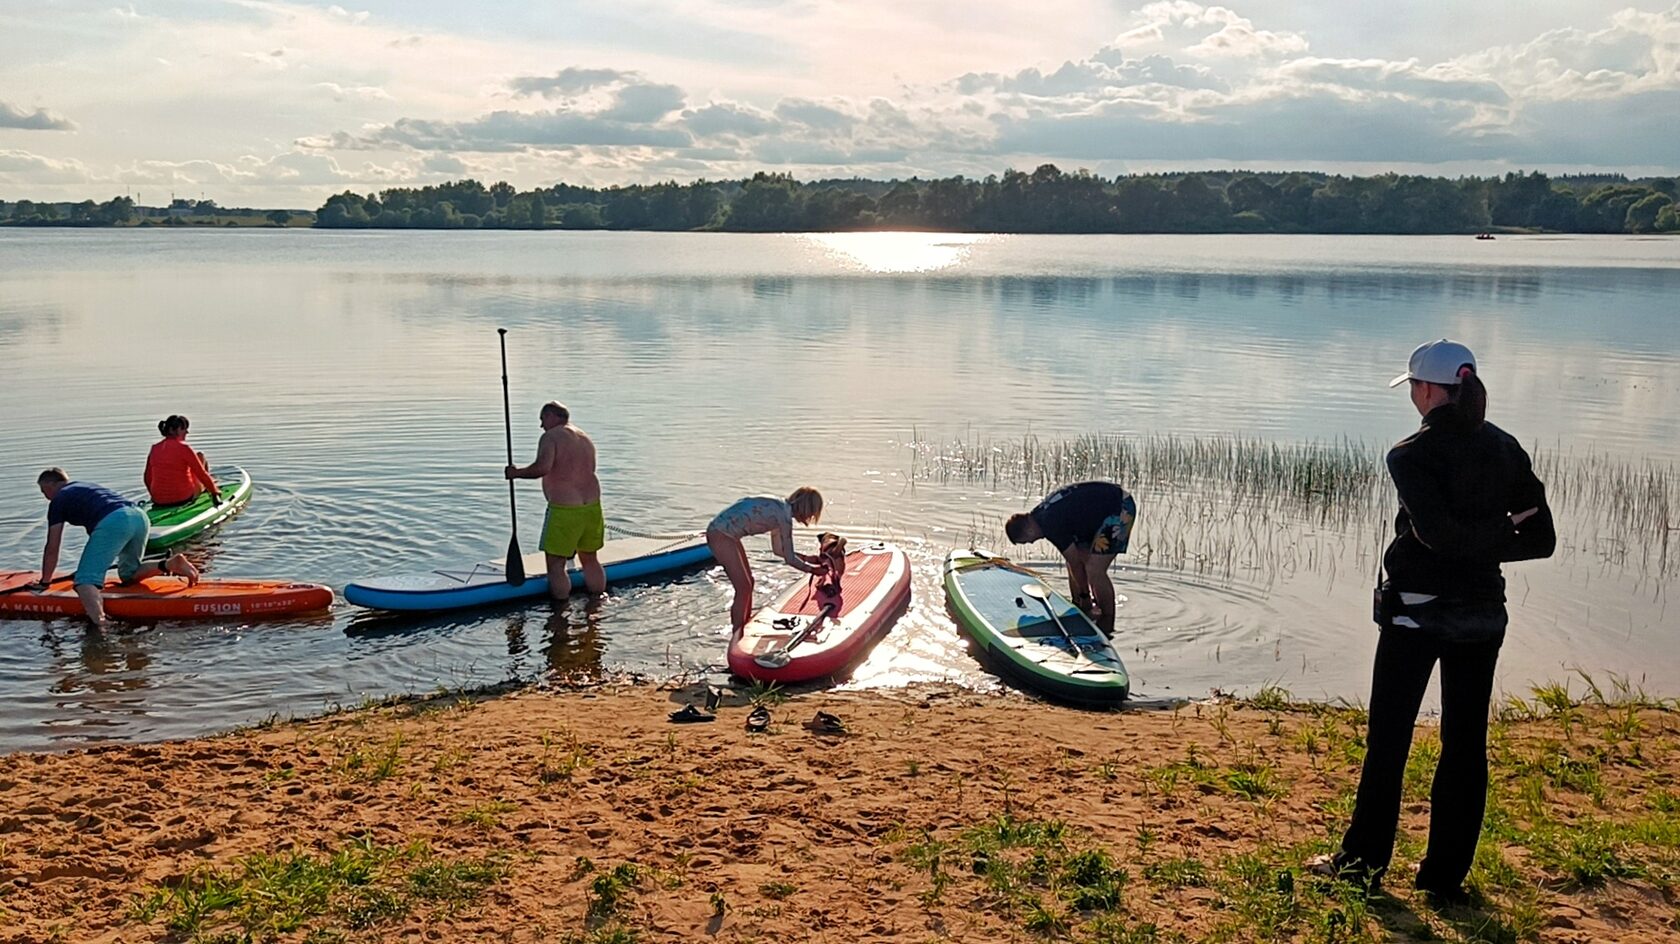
[1, 196, 137, 226]
[0, 197, 302, 227]
[311, 168, 1680, 235]
[9, 168, 1678, 233]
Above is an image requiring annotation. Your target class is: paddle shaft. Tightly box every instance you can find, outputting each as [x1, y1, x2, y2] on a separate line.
[1026, 584, 1078, 647]
[970, 550, 1110, 641]
[498, 329, 525, 584]
[758, 602, 838, 666]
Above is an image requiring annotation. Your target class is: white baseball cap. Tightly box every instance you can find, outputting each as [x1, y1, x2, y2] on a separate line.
[1389, 338, 1477, 388]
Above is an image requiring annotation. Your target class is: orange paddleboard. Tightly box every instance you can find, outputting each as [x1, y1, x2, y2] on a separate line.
[0, 571, 333, 621]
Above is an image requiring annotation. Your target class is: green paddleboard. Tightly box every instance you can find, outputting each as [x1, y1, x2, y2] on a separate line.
[141, 465, 253, 552]
[944, 548, 1129, 705]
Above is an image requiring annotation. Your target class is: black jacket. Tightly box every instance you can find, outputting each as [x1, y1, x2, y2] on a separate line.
[1382, 405, 1556, 603]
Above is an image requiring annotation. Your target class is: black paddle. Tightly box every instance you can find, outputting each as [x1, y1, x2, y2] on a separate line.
[1021, 582, 1078, 646]
[754, 602, 838, 669]
[498, 328, 526, 585]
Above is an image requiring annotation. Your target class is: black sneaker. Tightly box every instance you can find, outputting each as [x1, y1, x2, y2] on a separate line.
[1415, 883, 1472, 909]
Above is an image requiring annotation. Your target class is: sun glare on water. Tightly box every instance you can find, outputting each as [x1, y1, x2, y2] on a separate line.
[803, 232, 987, 273]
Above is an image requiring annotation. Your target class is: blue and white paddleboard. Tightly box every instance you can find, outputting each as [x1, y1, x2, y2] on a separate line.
[345, 533, 712, 613]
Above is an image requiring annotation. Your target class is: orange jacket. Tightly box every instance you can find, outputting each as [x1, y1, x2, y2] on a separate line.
[144, 438, 216, 505]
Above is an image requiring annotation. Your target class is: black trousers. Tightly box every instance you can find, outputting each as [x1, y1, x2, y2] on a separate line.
[1337, 624, 1503, 891]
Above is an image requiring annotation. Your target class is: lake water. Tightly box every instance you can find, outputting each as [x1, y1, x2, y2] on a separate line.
[1, 230, 1676, 751]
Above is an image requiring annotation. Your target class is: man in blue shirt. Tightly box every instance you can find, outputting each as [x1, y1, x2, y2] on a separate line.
[33, 467, 198, 626]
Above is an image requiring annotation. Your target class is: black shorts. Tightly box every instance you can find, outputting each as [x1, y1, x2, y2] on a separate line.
[1079, 493, 1137, 556]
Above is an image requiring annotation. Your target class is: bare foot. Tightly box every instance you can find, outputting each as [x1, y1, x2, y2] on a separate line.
[166, 553, 200, 587]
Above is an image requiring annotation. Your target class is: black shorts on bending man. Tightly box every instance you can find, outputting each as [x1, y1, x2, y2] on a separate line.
[1005, 481, 1137, 635]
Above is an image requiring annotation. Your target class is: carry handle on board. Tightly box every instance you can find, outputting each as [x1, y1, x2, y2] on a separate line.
[754, 602, 839, 669]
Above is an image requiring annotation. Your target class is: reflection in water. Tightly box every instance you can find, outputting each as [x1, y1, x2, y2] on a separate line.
[501, 600, 609, 683]
[804, 232, 985, 273]
[543, 600, 607, 681]
[0, 231, 1677, 750]
[74, 629, 154, 690]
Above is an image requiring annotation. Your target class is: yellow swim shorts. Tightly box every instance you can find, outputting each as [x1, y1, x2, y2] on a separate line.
[540, 501, 606, 558]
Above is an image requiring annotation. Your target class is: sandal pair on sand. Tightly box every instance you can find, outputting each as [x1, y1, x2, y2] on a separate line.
[666, 700, 846, 736]
[735, 707, 847, 734]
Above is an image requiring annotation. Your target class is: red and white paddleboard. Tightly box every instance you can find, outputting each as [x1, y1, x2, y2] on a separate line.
[727, 541, 911, 683]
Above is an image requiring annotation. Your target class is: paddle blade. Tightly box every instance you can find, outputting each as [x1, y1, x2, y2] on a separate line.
[505, 538, 526, 584]
[754, 650, 793, 669]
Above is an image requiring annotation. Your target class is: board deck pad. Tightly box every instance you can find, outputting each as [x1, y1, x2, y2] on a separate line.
[0, 570, 333, 621]
[777, 550, 893, 619]
[727, 541, 911, 684]
[944, 549, 1129, 703]
[344, 532, 713, 612]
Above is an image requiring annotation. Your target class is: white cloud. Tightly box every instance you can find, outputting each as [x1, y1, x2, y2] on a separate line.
[242, 47, 289, 69]
[0, 101, 77, 131]
[324, 5, 370, 25]
[422, 154, 468, 174]
[313, 82, 392, 102]
[510, 68, 638, 98]
[1451, 3, 1680, 101]
[1271, 58, 1511, 106]
[346, 111, 694, 152]
[0, 149, 92, 185]
[601, 82, 686, 122]
[682, 101, 778, 137]
[1117, 2, 1309, 59]
[774, 99, 856, 130]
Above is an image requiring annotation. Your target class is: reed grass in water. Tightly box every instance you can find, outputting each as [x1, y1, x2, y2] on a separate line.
[909, 432, 1678, 587]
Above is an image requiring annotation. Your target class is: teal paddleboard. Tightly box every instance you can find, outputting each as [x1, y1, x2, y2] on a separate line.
[140, 465, 253, 552]
[943, 548, 1129, 705]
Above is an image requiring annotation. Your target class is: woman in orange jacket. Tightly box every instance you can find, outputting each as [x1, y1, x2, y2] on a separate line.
[143, 415, 221, 507]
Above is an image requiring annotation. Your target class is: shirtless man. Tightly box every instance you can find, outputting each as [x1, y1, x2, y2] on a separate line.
[505, 402, 605, 601]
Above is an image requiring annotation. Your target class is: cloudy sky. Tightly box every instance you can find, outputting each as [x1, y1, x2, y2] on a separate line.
[2, 0, 1677, 206]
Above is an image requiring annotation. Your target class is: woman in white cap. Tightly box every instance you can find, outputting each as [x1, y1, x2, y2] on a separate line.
[1313, 338, 1556, 905]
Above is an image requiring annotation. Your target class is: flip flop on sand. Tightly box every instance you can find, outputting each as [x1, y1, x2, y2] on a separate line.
[746, 706, 770, 733]
[668, 704, 715, 724]
[802, 710, 847, 735]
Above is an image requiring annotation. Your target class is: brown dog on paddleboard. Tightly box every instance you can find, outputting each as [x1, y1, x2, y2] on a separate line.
[815, 532, 847, 596]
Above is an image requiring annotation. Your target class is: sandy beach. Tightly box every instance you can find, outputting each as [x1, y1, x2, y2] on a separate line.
[2, 680, 1676, 943]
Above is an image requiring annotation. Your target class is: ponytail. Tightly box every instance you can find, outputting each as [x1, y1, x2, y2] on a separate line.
[158, 414, 190, 438]
[1449, 366, 1486, 429]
